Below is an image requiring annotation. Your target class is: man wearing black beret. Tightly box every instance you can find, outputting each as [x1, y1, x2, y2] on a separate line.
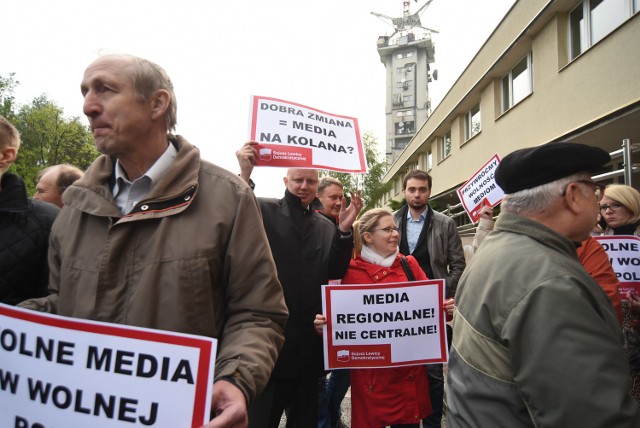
[446, 142, 640, 427]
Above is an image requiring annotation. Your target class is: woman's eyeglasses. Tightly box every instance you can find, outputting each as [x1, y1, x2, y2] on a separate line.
[376, 227, 400, 233]
[599, 202, 625, 212]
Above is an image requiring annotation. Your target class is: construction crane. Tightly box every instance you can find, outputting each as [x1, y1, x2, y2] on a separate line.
[371, 0, 438, 38]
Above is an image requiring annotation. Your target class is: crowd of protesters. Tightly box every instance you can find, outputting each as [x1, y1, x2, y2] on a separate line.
[2, 52, 640, 428]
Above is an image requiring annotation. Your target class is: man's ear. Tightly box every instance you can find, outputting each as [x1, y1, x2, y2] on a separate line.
[0, 146, 17, 169]
[149, 89, 170, 120]
[562, 182, 583, 215]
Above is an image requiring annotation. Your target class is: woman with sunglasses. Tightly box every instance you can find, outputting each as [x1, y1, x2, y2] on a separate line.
[598, 184, 640, 401]
[315, 208, 454, 427]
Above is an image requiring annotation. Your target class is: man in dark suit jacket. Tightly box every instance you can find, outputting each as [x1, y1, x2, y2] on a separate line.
[393, 169, 465, 428]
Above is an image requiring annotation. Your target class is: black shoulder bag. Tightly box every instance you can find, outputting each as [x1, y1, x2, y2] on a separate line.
[400, 256, 416, 282]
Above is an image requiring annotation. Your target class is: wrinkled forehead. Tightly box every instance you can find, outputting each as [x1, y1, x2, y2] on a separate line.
[81, 57, 133, 87]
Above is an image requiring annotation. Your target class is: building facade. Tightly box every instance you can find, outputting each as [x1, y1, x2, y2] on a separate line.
[380, 0, 640, 223]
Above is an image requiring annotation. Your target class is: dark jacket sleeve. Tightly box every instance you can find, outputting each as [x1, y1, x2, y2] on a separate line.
[17, 200, 59, 309]
[33, 200, 59, 300]
[328, 228, 354, 280]
[444, 219, 466, 297]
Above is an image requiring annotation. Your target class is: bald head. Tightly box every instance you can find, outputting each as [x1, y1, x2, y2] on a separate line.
[34, 164, 84, 207]
[284, 169, 319, 206]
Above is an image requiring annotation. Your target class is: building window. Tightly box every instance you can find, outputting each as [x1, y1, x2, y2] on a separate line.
[465, 104, 481, 141]
[396, 110, 413, 117]
[570, 0, 634, 59]
[420, 150, 433, 171]
[502, 53, 532, 112]
[403, 94, 413, 104]
[441, 130, 452, 159]
[393, 94, 404, 109]
[397, 65, 414, 74]
[395, 51, 414, 59]
[394, 137, 410, 151]
[396, 80, 413, 90]
[395, 121, 415, 135]
[570, 5, 587, 58]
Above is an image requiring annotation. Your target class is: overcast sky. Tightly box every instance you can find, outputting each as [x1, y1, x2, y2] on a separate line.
[1, 0, 515, 198]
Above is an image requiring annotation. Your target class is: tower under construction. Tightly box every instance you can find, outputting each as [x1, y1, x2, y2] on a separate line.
[373, 0, 437, 163]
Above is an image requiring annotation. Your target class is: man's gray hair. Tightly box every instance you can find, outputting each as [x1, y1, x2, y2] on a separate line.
[99, 53, 177, 132]
[500, 172, 590, 215]
[318, 177, 343, 194]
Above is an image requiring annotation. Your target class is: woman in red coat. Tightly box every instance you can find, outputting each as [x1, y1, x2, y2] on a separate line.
[315, 208, 454, 427]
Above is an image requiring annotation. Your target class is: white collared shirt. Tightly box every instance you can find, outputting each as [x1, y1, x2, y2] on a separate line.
[112, 143, 178, 214]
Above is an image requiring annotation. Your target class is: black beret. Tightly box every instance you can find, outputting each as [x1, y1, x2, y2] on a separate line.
[495, 142, 610, 194]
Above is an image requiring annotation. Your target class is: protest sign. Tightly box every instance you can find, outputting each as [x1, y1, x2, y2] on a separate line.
[321, 280, 448, 370]
[593, 235, 640, 296]
[248, 95, 367, 173]
[0, 304, 216, 428]
[457, 154, 504, 223]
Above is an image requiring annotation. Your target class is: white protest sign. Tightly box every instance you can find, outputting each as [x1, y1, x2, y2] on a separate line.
[593, 235, 640, 296]
[321, 280, 448, 370]
[0, 304, 216, 428]
[248, 95, 367, 173]
[456, 154, 504, 223]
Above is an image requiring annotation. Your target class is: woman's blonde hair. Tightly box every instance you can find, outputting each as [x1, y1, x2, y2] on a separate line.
[604, 184, 640, 224]
[353, 208, 394, 258]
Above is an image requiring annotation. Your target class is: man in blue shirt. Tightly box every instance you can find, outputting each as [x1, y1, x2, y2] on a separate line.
[393, 169, 465, 428]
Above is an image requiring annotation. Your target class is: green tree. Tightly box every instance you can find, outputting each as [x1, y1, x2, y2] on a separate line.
[0, 75, 99, 195]
[0, 73, 18, 120]
[320, 132, 393, 213]
[387, 198, 406, 211]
